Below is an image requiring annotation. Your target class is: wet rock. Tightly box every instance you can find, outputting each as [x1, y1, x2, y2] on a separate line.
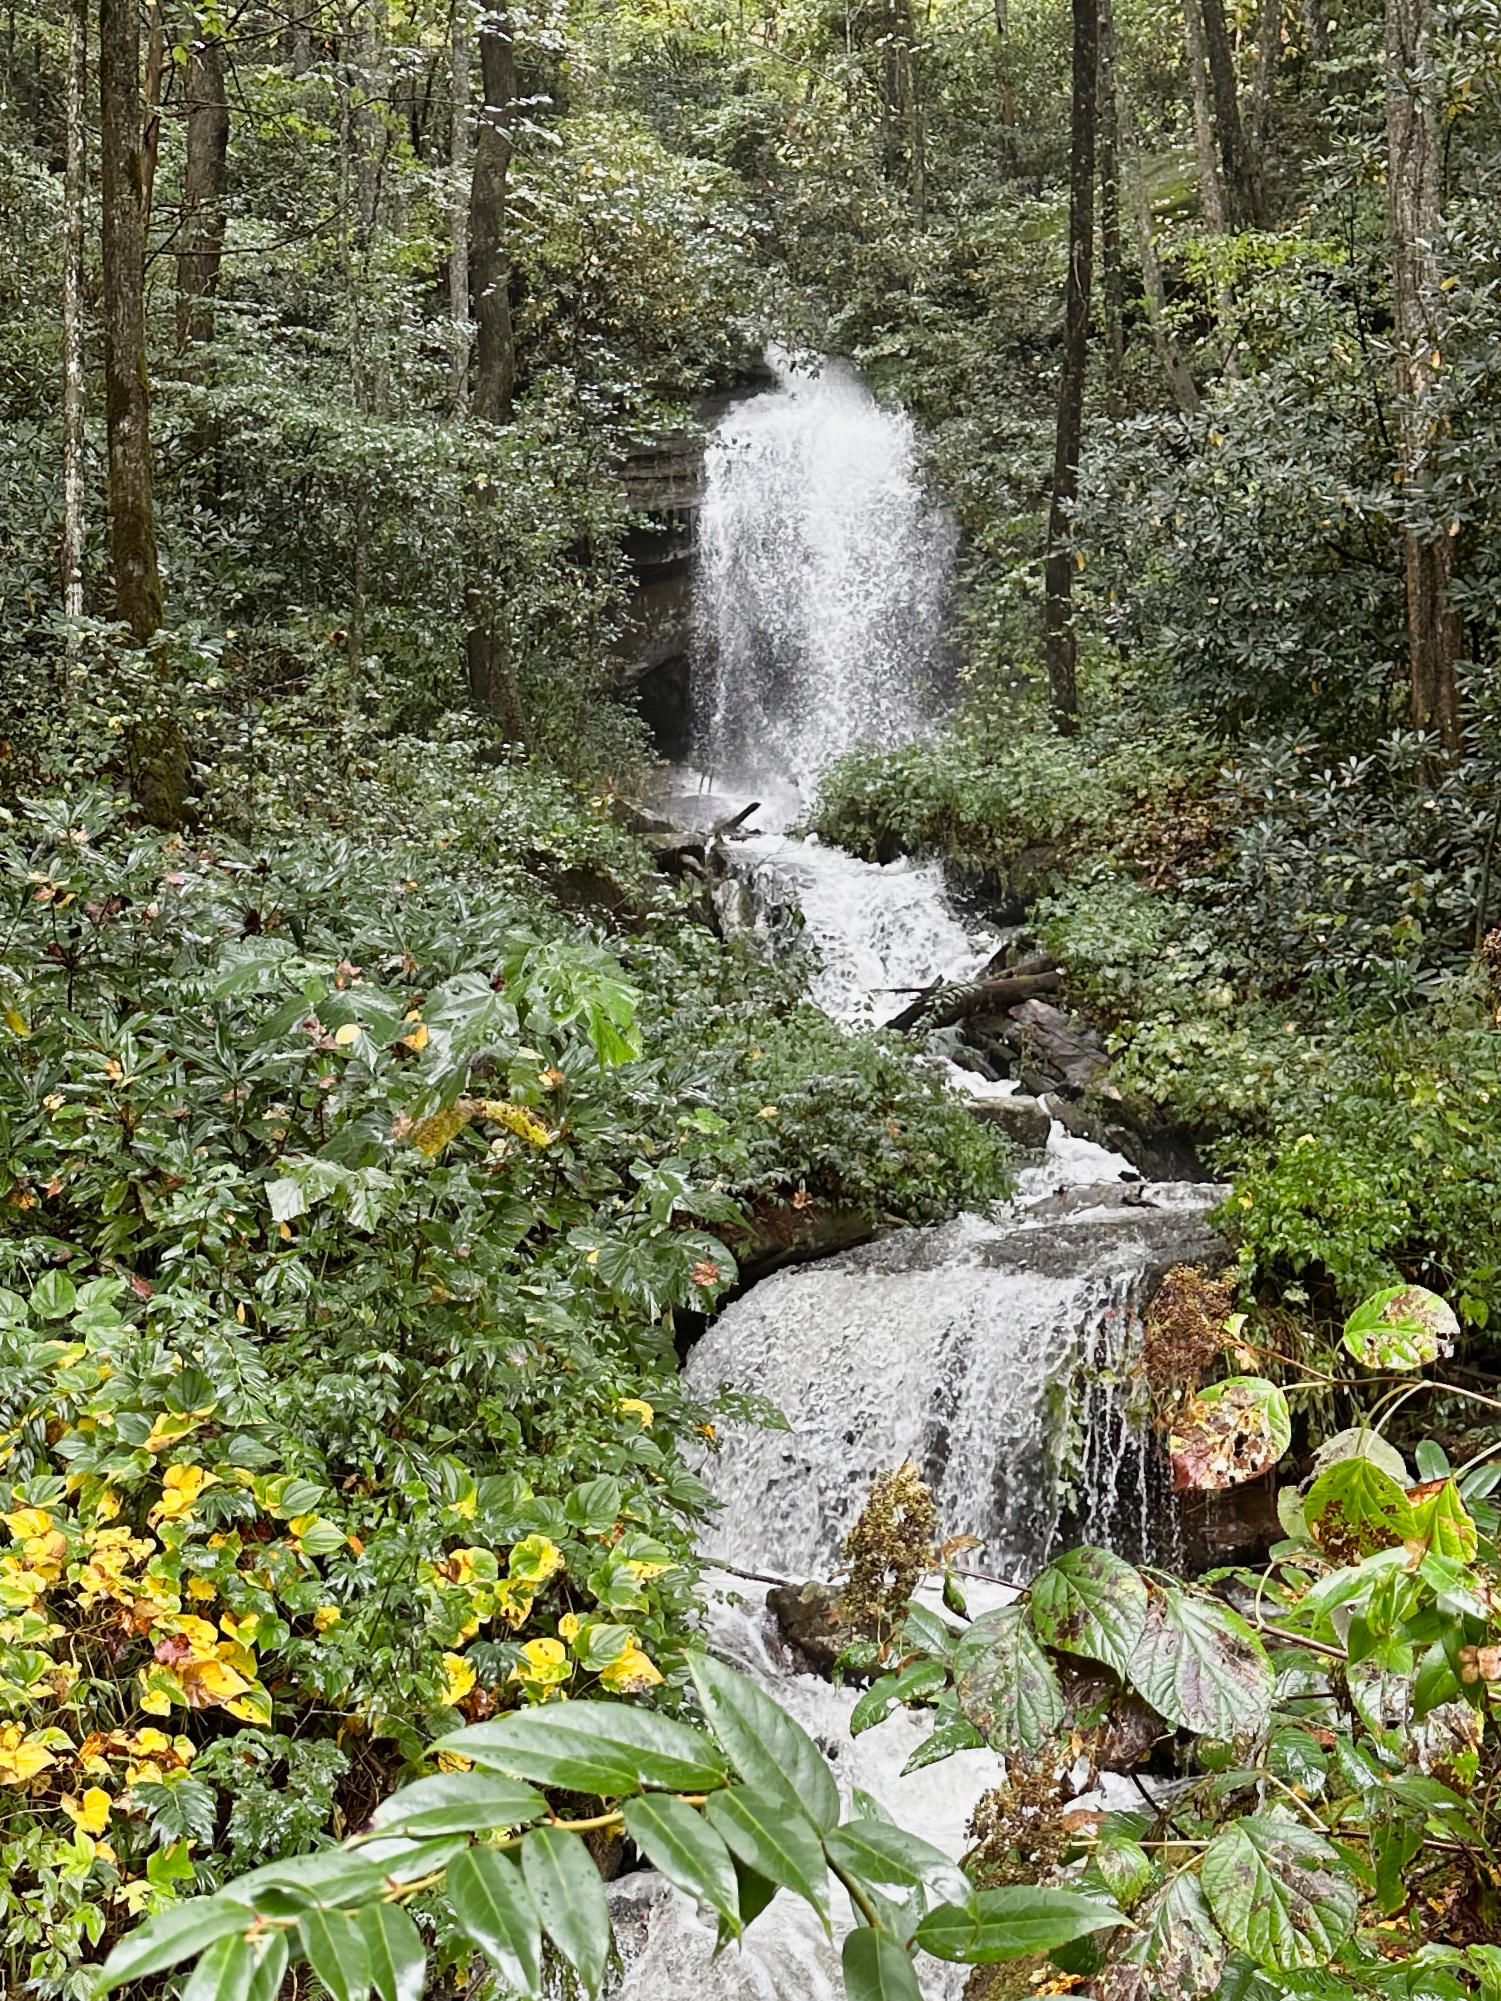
[766, 1580, 853, 1679]
[607, 794, 678, 836]
[1001, 999, 1109, 1093]
[644, 830, 709, 876]
[711, 876, 759, 941]
[1176, 1470, 1284, 1573]
[967, 1094, 1051, 1149]
[730, 1197, 875, 1286]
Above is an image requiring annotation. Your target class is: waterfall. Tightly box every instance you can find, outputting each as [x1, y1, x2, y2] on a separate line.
[614, 364, 1221, 2001]
[694, 351, 956, 801]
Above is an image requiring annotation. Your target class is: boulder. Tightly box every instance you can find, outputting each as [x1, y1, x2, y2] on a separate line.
[766, 1580, 851, 1678]
[967, 1094, 1051, 1149]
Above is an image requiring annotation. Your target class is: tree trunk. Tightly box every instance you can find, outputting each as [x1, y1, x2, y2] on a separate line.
[1119, 72, 1201, 412]
[1198, 0, 1262, 226]
[1042, 0, 1098, 732]
[1385, 0, 1460, 748]
[449, 0, 471, 415]
[99, 0, 161, 642]
[465, 606, 528, 746]
[1099, 0, 1125, 416]
[62, 0, 86, 630]
[469, 5, 514, 423]
[1249, 0, 1283, 156]
[1183, 0, 1226, 229]
[1302, 0, 1329, 62]
[175, 30, 229, 348]
[101, 0, 190, 825]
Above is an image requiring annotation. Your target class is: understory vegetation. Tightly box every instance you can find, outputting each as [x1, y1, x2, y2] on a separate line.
[4, 0, 1501, 1986]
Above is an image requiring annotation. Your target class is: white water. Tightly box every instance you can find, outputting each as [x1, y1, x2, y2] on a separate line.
[693, 351, 956, 802]
[612, 362, 1218, 2000]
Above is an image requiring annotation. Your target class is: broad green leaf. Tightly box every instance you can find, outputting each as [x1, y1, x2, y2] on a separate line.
[1309, 1427, 1410, 1487]
[1201, 1814, 1358, 1970]
[1409, 1477, 1477, 1561]
[1169, 1378, 1292, 1491]
[439, 1702, 728, 1795]
[96, 1898, 251, 1988]
[1127, 1586, 1272, 1737]
[850, 1672, 903, 1738]
[899, 1714, 984, 1773]
[447, 1848, 542, 1996]
[841, 1926, 924, 2001]
[623, 1794, 741, 1935]
[951, 1605, 1065, 1751]
[1092, 1831, 1153, 1905]
[369, 1771, 546, 1837]
[1029, 1545, 1148, 1678]
[521, 1826, 611, 1998]
[359, 1901, 426, 2001]
[899, 1601, 958, 1659]
[1343, 1284, 1457, 1371]
[296, 1909, 371, 2001]
[823, 1821, 970, 1908]
[690, 1652, 839, 1829]
[1097, 1875, 1223, 2001]
[220, 1852, 389, 1910]
[915, 1887, 1120, 1962]
[182, 1933, 256, 2001]
[705, 1786, 830, 1923]
[1303, 1457, 1417, 1561]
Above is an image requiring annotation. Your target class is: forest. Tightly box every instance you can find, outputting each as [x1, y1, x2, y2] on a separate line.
[2, 0, 1501, 1992]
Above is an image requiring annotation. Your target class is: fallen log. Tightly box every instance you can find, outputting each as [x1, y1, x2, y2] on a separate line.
[889, 967, 1061, 1033]
[711, 799, 761, 837]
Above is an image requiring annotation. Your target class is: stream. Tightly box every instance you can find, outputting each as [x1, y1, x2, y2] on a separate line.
[614, 357, 1222, 1999]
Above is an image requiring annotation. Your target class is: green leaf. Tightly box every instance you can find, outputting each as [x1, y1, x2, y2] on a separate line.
[182, 1933, 257, 2001]
[1126, 1585, 1272, 1737]
[1309, 1427, 1410, 1487]
[849, 1673, 903, 1738]
[439, 1702, 728, 1795]
[96, 1898, 251, 1989]
[950, 1605, 1065, 1751]
[359, 1902, 426, 2001]
[1097, 1875, 1223, 2001]
[246, 1932, 291, 2001]
[622, 1794, 742, 1935]
[521, 1827, 612, 1998]
[1409, 1477, 1478, 1561]
[689, 1652, 840, 1829]
[1029, 1546, 1149, 1678]
[824, 1821, 971, 1907]
[1093, 1831, 1154, 1905]
[447, 1848, 542, 1996]
[841, 1926, 925, 2001]
[265, 1176, 308, 1223]
[1200, 1813, 1358, 1971]
[1343, 1284, 1457, 1371]
[1304, 1457, 1417, 1561]
[296, 1909, 371, 2001]
[898, 1714, 984, 1773]
[705, 1786, 830, 1924]
[31, 1270, 77, 1320]
[369, 1771, 546, 1837]
[915, 1887, 1121, 1962]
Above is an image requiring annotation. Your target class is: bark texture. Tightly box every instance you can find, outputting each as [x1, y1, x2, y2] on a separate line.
[175, 32, 229, 348]
[1385, 0, 1461, 747]
[1043, 0, 1098, 731]
[62, 0, 86, 625]
[1099, 0, 1125, 415]
[469, 5, 515, 422]
[1198, 0, 1263, 226]
[99, 0, 162, 641]
[449, 0, 471, 415]
[1183, 0, 1226, 229]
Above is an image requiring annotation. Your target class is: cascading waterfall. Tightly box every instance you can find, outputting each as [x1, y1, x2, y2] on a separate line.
[693, 350, 956, 802]
[613, 360, 1220, 2000]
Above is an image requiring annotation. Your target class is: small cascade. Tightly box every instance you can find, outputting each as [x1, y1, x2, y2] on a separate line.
[694, 352, 956, 801]
[686, 1194, 1222, 1583]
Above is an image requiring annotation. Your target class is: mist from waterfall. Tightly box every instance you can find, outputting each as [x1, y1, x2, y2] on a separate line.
[693, 350, 956, 800]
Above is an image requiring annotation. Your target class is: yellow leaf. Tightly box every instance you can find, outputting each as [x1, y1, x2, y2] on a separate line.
[617, 1398, 653, 1429]
[334, 1022, 363, 1047]
[410, 1102, 471, 1158]
[2, 1005, 28, 1037]
[599, 1645, 664, 1692]
[441, 1652, 477, 1706]
[313, 1605, 341, 1632]
[62, 1787, 112, 1835]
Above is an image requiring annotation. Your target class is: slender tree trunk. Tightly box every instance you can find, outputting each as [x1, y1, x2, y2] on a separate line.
[469, 5, 514, 422]
[1199, 0, 1262, 226]
[1386, 0, 1460, 748]
[1119, 72, 1201, 412]
[101, 0, 189, 824]
[62, 0, 86, 632]
[1302, 0, 1329, 62]
[1043, 0, 1098, 732]
[1183, 0, 1226, 229]
[1099, 0, 1125, 416]
[175, 30, 229, 348]
[99, 0, 161, 642]
[449, 0, 471, 414]
[994, 0, 1016, 155]
[140, 0, 164, 236]
[1250, 0, 1283, 156]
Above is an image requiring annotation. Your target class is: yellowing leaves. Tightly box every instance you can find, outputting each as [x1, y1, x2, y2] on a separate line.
[410, 1101, 471, 1157]
[512, 1637, 570, 1691]
[508, 1534, 564, 1586]
[62, 1786, 112, 1835]
[598, 1642, 663, 1692]
[0, 1722, 62, 1786]
[618, 1398, 653, 1428]
[441, 1652, 477, 1706]
[148, 1462, 217, 1524]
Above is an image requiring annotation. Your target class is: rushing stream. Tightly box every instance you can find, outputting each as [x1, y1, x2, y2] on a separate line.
[615, 361, 1221, 1999]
